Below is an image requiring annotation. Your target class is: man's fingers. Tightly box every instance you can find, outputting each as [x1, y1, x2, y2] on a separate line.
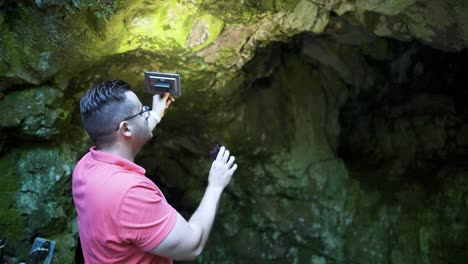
[216, 146, 225, 160]
[229, 164, 238, 174]
[222, 149, 230, 162]
[227, 156, 235, 167]
[156, 93, 170, 103]
[165, 99, 173, 108]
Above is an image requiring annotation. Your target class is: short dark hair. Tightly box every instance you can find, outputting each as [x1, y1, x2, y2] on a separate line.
[80, 80, 134, 146]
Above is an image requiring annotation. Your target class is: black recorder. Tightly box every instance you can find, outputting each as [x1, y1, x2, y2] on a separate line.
[210, 144, 221, 159]
[144, 71, 182, 97]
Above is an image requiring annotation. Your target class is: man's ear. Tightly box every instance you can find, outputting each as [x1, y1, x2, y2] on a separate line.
[118, 121, 132, 137]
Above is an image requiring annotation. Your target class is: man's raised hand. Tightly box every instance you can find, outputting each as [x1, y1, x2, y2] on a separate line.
[208, 146, 238, 190]
[152, 93, 175, 118]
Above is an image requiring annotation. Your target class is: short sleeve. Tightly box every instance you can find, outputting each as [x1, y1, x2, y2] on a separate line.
[118, 182, 177, 251]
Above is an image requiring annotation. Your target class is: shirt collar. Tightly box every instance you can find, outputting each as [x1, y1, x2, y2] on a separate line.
[89, 146, 146, 175]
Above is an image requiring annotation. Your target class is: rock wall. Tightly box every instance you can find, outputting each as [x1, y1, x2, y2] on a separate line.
[0, 0, 467, 263]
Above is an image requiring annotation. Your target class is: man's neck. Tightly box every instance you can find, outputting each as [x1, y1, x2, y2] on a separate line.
[98, 143, 137, 162]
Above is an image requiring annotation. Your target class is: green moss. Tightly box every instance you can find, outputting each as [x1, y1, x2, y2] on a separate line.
[286, 0, 330, 33]
[121, 1, 199, 51]
[0, 207, 27, 244]
[0, 145, 76, 259]
[357, 0, 417, 16]
[0, 155, 27, 252]
[0, 157, 17, 195]
[0, 30, 20, 76]
[268, 0, 300, 11]
[0, 87, 62, 127]
[49, 233, 77, 264]
[0, 86, 70, 139]
[406, 13, 434, 42]
[190, 14, 225, 51]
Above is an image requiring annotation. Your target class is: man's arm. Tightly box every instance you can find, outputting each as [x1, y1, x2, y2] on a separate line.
[148, 93, 174, 130]
[150, 146, 238, 260]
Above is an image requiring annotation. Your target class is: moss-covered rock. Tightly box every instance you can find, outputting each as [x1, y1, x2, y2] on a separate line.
[285, 0, 329, 33]
[0, 145, 76, 260]
[0, 86, 71, 139]
[0, 155, 28, 254]
[356, 0, 417, 16]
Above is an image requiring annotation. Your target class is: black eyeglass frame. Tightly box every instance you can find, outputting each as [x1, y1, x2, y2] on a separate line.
[115, 105, 151, 131]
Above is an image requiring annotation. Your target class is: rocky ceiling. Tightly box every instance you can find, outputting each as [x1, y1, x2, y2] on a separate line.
[0, 0, 467, 263]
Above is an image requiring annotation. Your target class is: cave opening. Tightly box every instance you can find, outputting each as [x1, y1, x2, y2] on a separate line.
[206, 31, 468, 210]
[338, 41, 468, 195]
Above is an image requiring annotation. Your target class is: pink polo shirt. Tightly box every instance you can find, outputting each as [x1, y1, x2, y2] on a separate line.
[72, 147, 177, 264]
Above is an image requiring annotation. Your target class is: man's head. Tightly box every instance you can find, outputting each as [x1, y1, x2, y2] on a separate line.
[80, 80, 151, 149]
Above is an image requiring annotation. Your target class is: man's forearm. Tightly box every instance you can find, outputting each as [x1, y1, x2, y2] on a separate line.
[187, 185, 224, 256]
[151, 146, 236, 260]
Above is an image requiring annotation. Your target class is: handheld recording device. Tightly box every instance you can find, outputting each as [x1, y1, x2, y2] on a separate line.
[144, 71, 181, 97]
[210, 144, 222, 159]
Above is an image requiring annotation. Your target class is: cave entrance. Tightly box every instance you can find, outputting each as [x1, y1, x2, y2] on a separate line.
[239, 33, 468, 195]
[338, 41, 468, 194]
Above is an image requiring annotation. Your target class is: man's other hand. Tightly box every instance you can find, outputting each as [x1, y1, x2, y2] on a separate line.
[150, 146, 238, 260]
[208, 146, 237, 190]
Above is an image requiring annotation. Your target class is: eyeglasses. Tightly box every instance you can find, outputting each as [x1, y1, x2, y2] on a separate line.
[115, 106, 150, 130]
[123, 106, 151, 121]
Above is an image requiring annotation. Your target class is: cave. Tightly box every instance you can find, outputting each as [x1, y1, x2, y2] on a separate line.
[0, 1, 467, 263]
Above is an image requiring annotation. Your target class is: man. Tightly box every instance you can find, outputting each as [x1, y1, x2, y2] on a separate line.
[72, 80, 238, 263]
